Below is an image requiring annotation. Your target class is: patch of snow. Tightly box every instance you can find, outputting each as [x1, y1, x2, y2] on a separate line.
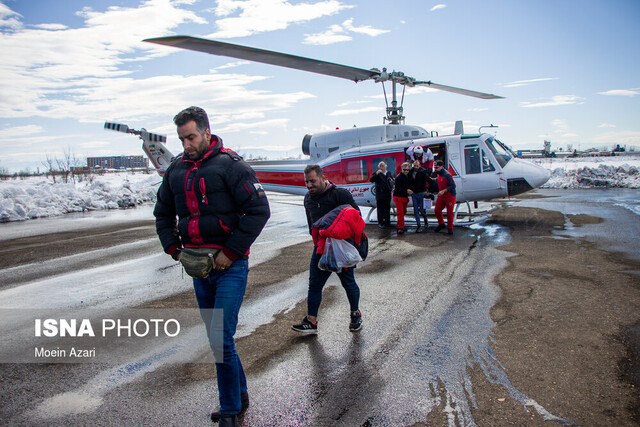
[0, 173, 160, 223]
[533, 155, 640, 189]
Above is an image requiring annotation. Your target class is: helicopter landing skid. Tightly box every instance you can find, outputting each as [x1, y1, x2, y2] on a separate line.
[365, 202, 496, 227]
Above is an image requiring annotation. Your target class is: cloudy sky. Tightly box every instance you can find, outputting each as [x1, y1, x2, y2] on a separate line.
[1, 0, 639, 172]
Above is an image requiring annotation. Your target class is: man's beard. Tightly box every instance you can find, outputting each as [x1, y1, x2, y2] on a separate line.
[183, 150, 203, 161]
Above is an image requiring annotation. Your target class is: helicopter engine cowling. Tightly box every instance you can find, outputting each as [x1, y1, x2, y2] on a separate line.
[302, 124, 429, 162]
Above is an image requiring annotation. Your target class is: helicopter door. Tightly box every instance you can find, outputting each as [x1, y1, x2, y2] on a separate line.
[460, 144, 505, 199]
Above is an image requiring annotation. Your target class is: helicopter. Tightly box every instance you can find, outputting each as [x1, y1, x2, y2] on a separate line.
[106, 36, 551, 225]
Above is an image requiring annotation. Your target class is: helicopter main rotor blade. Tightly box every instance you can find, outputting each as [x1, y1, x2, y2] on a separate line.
[413, 81, 504, 99]
[144, 36, 377, 83]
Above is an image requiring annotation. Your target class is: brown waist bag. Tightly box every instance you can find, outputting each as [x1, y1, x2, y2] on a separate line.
[179, 248, 220, 278]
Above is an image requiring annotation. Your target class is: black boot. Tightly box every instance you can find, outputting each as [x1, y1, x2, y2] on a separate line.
[434, 224, 445, 232]
[218, 414, 238, 427]
[211, 392, 249, 422]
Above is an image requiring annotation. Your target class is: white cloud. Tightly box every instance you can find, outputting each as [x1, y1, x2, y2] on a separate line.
[0, 124, 45, 138]
[0, 0, 206, 118]
[430, 4, 446, 12]
[593, 131, 640, 145]
[328, 106, 380, 116]
[342, 18, 389, 37]
[598, 123, 616, 128]
[33, 23, 68, 30]
[503, 77, 558, 88]
[521, 95, 585, 108]
[303, 18, 389, 45]
[552, 118, 569, 133]
[597, 88, 639, 97]
[216, 118, 290, 134]
[212, 61, 251, 71]
[0, 0, 316, 130]
[0, 2, 22, 30]
[304, 25, 352, 45]
[209, 0, 354, 38]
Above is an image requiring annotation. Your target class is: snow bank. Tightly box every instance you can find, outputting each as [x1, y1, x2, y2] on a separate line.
[532, 156, 640, 189]
[0, 173, 159, 222]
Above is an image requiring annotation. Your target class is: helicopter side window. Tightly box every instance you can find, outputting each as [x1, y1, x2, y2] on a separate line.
[484, 137, 512, 168]
[346, 159, 367, 183]
[464, 145, 482, 174]
[373, 156, 396, 175]
[482, 151, 495, 172]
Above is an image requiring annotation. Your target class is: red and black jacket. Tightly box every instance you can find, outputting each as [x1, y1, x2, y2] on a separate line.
[436, 168, 457, 196]
[154, 135, 270, 261]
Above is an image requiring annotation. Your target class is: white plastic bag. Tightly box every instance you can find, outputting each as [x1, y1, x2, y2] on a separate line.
[423, 198, 432, 210]
[318, 237, 363, 272]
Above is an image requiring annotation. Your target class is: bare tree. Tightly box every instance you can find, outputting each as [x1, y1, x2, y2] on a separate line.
[0, 161, 10, 180]
[42, 154, 57, 183]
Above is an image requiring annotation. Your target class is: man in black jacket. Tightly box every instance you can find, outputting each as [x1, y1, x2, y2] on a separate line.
[154, 106, 270, 427]
[369, 160, 394, 228]
[292, 165, 363, 334]
[407, 160, 431, 232]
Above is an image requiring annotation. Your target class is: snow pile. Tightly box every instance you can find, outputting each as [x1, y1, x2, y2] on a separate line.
[533, 155, 640, 189]
[0, 173, 160, 222]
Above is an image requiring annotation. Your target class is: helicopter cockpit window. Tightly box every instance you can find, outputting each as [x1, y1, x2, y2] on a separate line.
[484, 137, 513, 168]
[346, 159, 367, 183]
[482, 151, 495, 172]
[373, 156, 396, 175]
[464, 145, 482, 174]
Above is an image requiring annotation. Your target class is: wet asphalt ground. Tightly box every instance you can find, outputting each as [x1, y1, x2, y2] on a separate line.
[0, 189, 639, 426]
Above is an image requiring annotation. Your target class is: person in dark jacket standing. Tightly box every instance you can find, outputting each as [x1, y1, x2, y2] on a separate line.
[369, 161, 394, 228]
[154, 106, 270, 427]
[407, 160, 431, 232]
[433, 160, 457, 235]
[392, 161, 411, 234]
[292, 165, 363, 334]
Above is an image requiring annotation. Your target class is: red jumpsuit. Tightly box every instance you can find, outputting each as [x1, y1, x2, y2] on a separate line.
[435, 172, 456, 230]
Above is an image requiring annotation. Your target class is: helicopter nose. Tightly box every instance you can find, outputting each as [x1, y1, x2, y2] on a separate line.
[527, 162, 551, 188]
[503, 159, 550, 195]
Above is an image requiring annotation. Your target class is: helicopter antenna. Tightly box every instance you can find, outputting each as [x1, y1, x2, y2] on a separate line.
[479, 124, 499, 134]
[144, 36, 503, 124]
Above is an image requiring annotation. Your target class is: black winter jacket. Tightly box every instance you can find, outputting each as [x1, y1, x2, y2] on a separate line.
[409, 166, 432, 193]
[304, 182, 359, 234]
[154, 136, 270, 261]
[393, 172, 410, 198]
[369, 171, 394, 200]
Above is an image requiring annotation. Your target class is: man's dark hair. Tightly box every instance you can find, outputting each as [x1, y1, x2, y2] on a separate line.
[434, 160, 444, 167]
[173, 106, 210, 133]
[304, 164, 324, 177]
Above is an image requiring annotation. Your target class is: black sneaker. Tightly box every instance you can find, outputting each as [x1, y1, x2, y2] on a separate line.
[211, 392, 249, 422]
[218, 414, 238, 427]
[447, 228, 453, 235]
[349, 311, 362, 332]
[291, 316, 318, 334]
[434, 224, 445, 232]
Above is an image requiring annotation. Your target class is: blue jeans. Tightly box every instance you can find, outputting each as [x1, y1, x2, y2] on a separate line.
[193, 259, 248, 415]
[308, 249, 360, 317]
[411, 192, 427, 227]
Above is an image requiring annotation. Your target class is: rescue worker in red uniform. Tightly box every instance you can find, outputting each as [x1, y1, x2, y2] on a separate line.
[432, 160, 456, 235]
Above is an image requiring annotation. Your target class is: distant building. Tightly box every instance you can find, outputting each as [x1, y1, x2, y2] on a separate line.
[87, 155, 149, 169]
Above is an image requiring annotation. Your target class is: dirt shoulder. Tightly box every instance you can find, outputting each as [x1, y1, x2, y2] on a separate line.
[473, 207, 640, 426]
